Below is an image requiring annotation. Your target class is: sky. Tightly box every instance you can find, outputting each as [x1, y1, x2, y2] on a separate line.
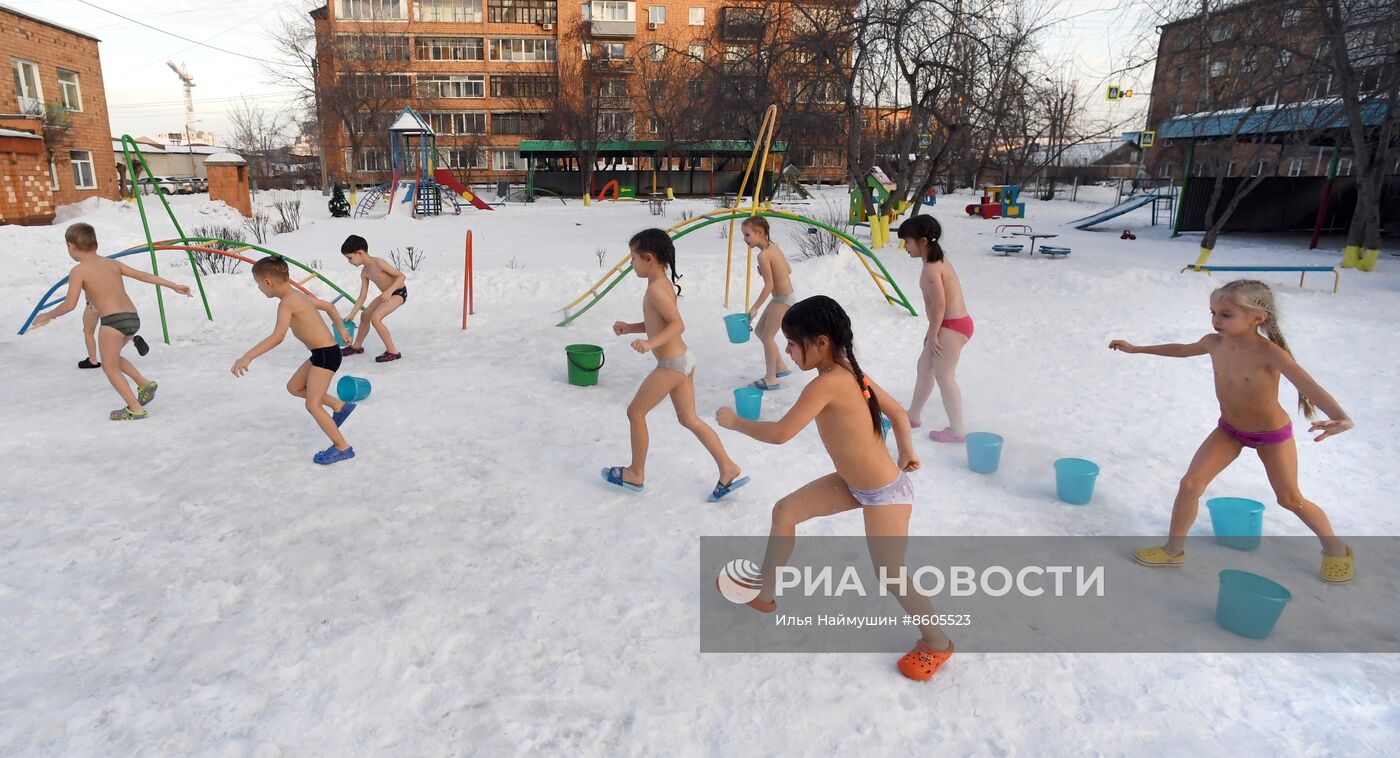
[8, 0, 1154, 146]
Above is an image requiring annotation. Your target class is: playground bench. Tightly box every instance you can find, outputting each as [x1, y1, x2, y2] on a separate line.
[996, 224, 1032, 235]
[1180, 264, 1340, 293]
[1040, 246, 1072, 258]
[992, 244, 1024, 256]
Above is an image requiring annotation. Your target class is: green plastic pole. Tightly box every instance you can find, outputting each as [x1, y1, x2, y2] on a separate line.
[1171, 140, 1195, 238]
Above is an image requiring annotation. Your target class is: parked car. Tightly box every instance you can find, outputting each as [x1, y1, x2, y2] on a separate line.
[136, 176, 180, 196]
[170, 177, 204, 194]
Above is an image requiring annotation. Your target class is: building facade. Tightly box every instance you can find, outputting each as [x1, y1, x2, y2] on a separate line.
[0, 4, 117, 223]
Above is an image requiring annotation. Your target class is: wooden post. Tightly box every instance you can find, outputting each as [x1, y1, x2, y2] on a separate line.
[462, 230, 474, 330]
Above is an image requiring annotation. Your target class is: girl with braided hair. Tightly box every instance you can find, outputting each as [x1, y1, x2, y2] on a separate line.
[1110, 279, 1356, 583]
[716, 295, 955, 681]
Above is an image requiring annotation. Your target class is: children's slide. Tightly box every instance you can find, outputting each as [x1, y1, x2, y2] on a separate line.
[1069, 193, 1159, 230]
[432, 169, 493, 211]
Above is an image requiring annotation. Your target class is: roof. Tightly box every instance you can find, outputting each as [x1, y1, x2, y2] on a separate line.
[1157, 99, 1392, 139]
[0, 127, 41, 139]
[519, 139, 788, 156]
[0, 2, 99, 41]
[389, 107, 433, 133]
[111, 140, 226, 155]
[204, 153, 247, 166]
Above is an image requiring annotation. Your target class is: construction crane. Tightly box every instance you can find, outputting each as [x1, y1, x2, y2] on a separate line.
[165, 61, 196, 138]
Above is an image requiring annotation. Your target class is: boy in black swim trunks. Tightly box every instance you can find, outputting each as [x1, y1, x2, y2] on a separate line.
[338, 234, 406, 363]
[232, 256, 357, 465]
[32, 223, 190, 420]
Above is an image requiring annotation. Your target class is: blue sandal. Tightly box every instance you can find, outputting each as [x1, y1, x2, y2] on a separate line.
[708, 475, 751, 502]
[602, 466, 644, 493]
[332, 401, 356, 427]
[776, 370, 792, 378]
[751, 379, 780, 391]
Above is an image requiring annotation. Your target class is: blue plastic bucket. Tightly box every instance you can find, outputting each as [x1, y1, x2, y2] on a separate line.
[734, 387, 762, 420]
[1054, 458, 1100, 505]
[724, 313, 752, 344]
[1207, 497, 1265, 551]
[1216, 570, 1291, 640]
[880, 416, 892, 439]
[337, 375, 371, 403]
[965, 432, 1004, 474]
[333, 319, 357, 348]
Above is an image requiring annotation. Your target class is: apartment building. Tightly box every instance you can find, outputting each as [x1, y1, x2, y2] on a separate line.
[0, 3, 117, 223]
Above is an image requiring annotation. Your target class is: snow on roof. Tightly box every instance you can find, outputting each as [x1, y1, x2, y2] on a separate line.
[389, 107, 433, 134]
[0, 3, 100, 41]
[0, 127, 42, 140]
[204, 152, 247, 165]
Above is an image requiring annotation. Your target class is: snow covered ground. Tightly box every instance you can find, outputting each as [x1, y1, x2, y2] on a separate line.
[2, 185, 1398, 755]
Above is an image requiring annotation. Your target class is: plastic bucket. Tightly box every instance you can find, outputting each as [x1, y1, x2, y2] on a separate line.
[337, 375, 371, 403]
[724, 313, 752, 344]
[1207, 497, 1265, 551]
[1054, 458, 1100, 505]
[333, 319, 356, 348]
[734, 387, 762, 420]
[565, 344, 605, 387]
[965, 433, 1004, 475]
[1216, 570, 1291, 640]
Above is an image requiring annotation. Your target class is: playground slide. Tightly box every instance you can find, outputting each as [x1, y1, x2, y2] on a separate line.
[432, 169, 493, 211]
[1069, 193, 1159, 230]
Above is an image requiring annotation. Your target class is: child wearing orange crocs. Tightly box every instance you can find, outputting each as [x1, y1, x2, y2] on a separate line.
[1111, 279, 1355, 582]
[716, 295, 954, 680]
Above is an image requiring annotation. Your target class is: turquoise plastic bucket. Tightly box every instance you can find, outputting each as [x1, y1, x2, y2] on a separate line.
[1207, 497, 1265, 551]
[734, 387, 762, 420]
[965, 432, 1004, 474]
[337, 375, 371, 403]
[333, 319, 356, 347]
[724, 313, 752, 344]
[1216, 570, 1291, 640]
[1054, 458, 1100, 505]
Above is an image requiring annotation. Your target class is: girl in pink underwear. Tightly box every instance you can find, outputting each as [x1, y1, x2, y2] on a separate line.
[897, 214, 972, 443]
[1110, 279, 1355, 583]
[715, 295, 954, 682]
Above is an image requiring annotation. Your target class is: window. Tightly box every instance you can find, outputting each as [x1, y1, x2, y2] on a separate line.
[1170, 99, 1184, 115]
[647, 117, 659, 132]
[338, 0, 406, 19]
[57, 70, 82, 111]
[442, 147, 488, 169]
[1207, 21, 1233, 42]
[649, 5, 666, 23]
[688, 44, 704, 60]
[724, 44, 747, 62]
[592, 1, 633, 21]
[12, 59, 42, 114]
[353, 147, 389, 172]
[48, 159, 59, 190]
[600, 42, 626, 59]
[1253, 161, 1267, 176]
[1209, 59, 1227, 77]
[1175, 32, 1194, 51]
[491, 112, 544, 135]
[687, 78, 702, 97]
[689, 6, 704, 24]
[1288, 158, 1305, 177]
[648, 43, 665, 60]
[1241, 54, 1258, 73]
[1176, 64, 1189, 82]
[1283, 8, 1300, 27]
[69, 150, 96, 189]
[414, 0, 481, 21]
[490, 38, 555, 62]
[1337, 158, 1353, 176]
[599, 79, 627, 97]
[415, 37, 484, 61]
[426, 111, 487, 134]
[348, 73, 413, 97]
[1225, 161, 1237, 176]
[1195, 161, 1211, 176]
[338, 35, 410, 61]
[1158, 161, 1172, 179]
[490, 75, 556, 98]
[1264, 87, 1280, 106]
[418, 74, 486, 98]
[597, 110, 634, 135]
[581, 1, 592, 19]
[582, 43, 591, 59]
[493, 149, 523, 171]
[1276, 50, 1292, 68]
[489, 0, 558, 24]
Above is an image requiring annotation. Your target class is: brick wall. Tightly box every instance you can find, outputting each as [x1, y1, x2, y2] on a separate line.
[0, 8, 118, 211]
[0, 133, 54, 224]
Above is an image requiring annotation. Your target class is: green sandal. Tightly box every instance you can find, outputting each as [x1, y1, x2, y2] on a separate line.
[137, 381, 158, 406]
[110, 407, 148, 421]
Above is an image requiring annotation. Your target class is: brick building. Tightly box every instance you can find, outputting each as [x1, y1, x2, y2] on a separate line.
[0, 3, 117, 224]
[312, 0, 851, 190]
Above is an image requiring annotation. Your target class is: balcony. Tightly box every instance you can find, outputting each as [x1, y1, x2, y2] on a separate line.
[720, 7, 765, 41]
[588, 19, 636, 37]
[589, 58, 635, 74]
[17, 96, 43, 117]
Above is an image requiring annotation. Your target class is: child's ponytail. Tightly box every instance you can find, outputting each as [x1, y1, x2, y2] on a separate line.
[895, 213, 945, 262]
[781, 295, 883, 436]
[629, 227, 683, 296]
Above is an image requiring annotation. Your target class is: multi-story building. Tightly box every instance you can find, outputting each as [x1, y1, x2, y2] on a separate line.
[0, 3, 117, 223]
[312, 0, 851, 190]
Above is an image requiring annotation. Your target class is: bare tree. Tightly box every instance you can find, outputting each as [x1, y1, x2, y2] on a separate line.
[226, 96, 291, 184]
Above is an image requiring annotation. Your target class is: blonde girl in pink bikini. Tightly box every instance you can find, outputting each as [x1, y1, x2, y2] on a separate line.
[897, 215, 972, 443]
[1110, 279, 1356, 583]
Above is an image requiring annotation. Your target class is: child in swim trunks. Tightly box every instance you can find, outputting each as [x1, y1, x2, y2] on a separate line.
[715, 295, 953, 681]
[742, 217, 797, 391]
[31, 222, 191, 420]
[897, 215, 972, 443]
[233, 256, 357, 465]
[339, 234, 406, 363]
[603, 228, 748, 501]
[1111, 279, 1355, 582]
[78, 300, 149, 370]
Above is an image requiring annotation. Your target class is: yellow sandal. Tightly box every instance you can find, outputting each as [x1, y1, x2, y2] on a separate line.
[1320, 546, 1354, 583]
[1133, 546, 1185, 567]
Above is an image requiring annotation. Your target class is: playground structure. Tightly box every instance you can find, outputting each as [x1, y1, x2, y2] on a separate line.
[353, 108, 494, 219]
[1069, 190, 1174, 231]
[965, 185, 1026, 220]
[555, 106, 918, 327]
[19, 136, 359, 342]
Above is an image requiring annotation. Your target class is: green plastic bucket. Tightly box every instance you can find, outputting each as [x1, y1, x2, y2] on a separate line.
[565, 344, 605, 386]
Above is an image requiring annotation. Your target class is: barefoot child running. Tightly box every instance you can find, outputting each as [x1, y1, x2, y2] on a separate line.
[715, 295, 954, 681]
[32, 223, 190, 420]
[742, 217, 797, 391]
[233, 256, 357, 465]
[1110, 279, 1355, 582]
[603, 228, 749, 501]
[339, 234, 406, 363]
[898, 215, 972, 443]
